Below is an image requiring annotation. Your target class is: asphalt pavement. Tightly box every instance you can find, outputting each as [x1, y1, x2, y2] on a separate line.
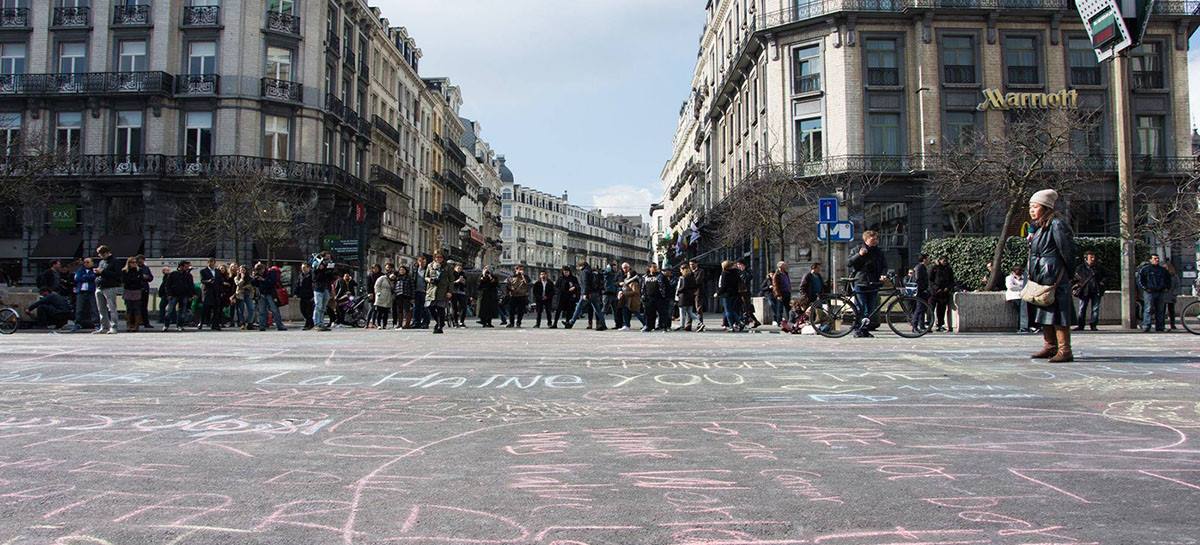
[0, 326, 1197, 545]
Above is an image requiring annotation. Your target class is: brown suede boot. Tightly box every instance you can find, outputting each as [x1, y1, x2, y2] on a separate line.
[1049, 327, 1074, 363]
[1031, 326, 1057, 359]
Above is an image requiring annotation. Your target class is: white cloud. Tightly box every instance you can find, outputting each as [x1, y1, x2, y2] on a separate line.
[589, 185, 657, 222]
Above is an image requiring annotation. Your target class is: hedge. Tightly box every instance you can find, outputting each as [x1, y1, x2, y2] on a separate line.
[920, 236, 1141, 292]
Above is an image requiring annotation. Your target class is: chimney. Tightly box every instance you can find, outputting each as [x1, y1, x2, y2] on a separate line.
[561, 191, 568, 202]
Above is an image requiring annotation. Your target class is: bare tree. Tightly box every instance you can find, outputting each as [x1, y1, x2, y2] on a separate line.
[1136, 172, 1200, 248]
[719, 160, 883, 264]
[176, 166, 319, 261]
[926, 108, 1106, 291]
[0, 130, 73, 211]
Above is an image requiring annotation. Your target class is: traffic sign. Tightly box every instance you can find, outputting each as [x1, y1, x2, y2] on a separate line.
[817, 221, 855, 242]
[1077, 0, 1133, 62]
[818, 197, 839, 224]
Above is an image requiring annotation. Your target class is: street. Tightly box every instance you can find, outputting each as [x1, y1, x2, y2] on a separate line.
[0, 329, 1198, 545]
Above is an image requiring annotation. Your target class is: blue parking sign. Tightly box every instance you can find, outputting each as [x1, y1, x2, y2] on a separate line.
[819, 197, 838, 223]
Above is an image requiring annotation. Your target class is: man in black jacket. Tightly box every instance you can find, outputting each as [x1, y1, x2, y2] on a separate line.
[1072, 251, 1105, 331]
[565, 262, 606, 331]
[847, 230, 888, 338]
[641, 263, 667, 332]
[1137, 254, 1170, 332]
[163, 261, 194, 331]
[552, 266, 579, 329]
[296, 262, 315, 330]
[28, 289, 72, 329]
[531, 270, 554, 327]
[929, 256, 956, 332]
[199, 257, 224, 331]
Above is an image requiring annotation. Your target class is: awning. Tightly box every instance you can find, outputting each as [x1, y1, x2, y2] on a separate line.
[97, 235, 144, 258]
[254, 242, 306, 263]
[30, 234, 82, 260]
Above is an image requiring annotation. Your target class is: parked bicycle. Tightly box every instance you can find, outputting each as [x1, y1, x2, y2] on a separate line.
[1183, 299, 1200, 335]
[809, 274, 932, 339]
[0, 295, 19, 335]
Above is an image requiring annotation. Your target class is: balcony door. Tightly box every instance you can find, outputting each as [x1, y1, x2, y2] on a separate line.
[265, 46, 292, 81]
[117, 40, 146, 72]
[114, 110, 142, 171]
[267, 0, 293, 13]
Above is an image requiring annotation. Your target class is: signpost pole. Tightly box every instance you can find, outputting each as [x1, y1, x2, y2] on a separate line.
[1113, 52, 1138, 329]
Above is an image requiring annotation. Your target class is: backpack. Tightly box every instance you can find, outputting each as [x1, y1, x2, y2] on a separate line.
[589, 269, 605, 293]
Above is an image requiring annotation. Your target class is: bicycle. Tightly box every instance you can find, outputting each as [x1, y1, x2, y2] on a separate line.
[809, 276, 932, 339]
[0, 295, 19, 335]
[1183, 299, 1199, 335]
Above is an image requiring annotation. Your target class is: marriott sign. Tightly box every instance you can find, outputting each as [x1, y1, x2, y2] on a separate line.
[976, 88, 1080, 111]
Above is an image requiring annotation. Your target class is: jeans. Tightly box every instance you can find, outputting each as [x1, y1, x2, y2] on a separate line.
[771, 295, 790, 325]
[1009, 300, 1031, 331]
[1143, 291, 1165, 331]
[75, 291, 96, 328]
[853, 287, 880, 331]
[258, 293, 285, 330]
[413, 292, 428, 327]
[95, 287, 120, 331]
[721, 296, 739, 329]
[569, 293, 606, 329]
[165, 296, 191, 327]
[679, 304, 697, 329]
[313, 290, 330, 328]
[1077, 295, 1102, 327]
[508, 296, 528, 325]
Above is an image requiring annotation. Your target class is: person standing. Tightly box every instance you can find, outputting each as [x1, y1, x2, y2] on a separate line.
[929, 256, 956, 332]
[717, 260, 741, 332]
[252, 262, 287, 332]
[136, 255, 153, 326]
[71, 258, 97, 332]
[553, 266, 579, 329]
[424, 253, 452, 334]
[603, 262, 620, 324]
[1027, 189, 1077, 362]
[617, 264, 642, 331]
[413, 255, 429, 329]
[93, 246, 122, 334]
[689, 260, 707, 330]
[1165, 258, 1180, 330]
[476, 267, 500, 328]
[392, 265, 416, 329]
[1072, 251, 1106, 332]
[451, 264, 468, 328]
[312, 253, 335, 331]
[912, 255, 932, 331]
[735, 261, 760, 329]
[1136, 254, 1170, 333]
[847, 231, 889, 338]
[373, 269, 394, 330]
[296, 263, 315, 330]
[771, 262, 792, 327]
[121, 257, 145, 332]
[641, 263, 668, 332]
[199, 258, 224, 331]
[531, 270, 554, 328]
[506, 265, 530, 328]
[676, 263, 699, 331]
[798, 263, 827, 308]
[163, 261, 194, 332]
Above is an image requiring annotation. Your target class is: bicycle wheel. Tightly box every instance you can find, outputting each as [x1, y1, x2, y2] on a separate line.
[0, 308, 18, 335]
[810, 295, 859, 338]
[886, 296, 932, 338]
[1183, 301, 1200, 335]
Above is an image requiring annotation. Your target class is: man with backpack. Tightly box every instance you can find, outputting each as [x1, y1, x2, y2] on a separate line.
[163, 261, 195, 331]
[565, 261, 607, 331]
[94, 245, 122, 334]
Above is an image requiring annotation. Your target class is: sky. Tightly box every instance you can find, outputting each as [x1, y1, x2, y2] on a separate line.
[374, 0, 706, 222]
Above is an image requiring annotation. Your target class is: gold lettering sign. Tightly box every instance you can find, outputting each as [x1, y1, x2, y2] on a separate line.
[976, 89, 1080, 111]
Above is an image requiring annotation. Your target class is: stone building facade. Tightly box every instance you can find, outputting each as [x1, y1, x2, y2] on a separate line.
[659, 0, 1200, 277]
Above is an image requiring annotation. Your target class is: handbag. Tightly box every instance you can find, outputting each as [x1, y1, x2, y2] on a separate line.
[123, 288, 143, 302]
[276, 286, 290, 307]
[1020, 270, 1064, 307]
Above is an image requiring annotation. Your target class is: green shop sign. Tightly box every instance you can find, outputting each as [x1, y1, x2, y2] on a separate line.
[50, 204, 76, 231]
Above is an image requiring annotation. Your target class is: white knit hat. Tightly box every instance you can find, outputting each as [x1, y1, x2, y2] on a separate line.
[1029, 189, 1059, 209]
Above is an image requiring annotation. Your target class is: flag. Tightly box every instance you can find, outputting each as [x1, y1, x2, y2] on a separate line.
[688, 221, 700, 244]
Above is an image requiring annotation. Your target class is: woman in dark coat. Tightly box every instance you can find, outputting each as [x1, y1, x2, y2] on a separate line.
[1027, 189, 1076, 362]
[553, 266, 579, 328]
[477, 268, 500, 327]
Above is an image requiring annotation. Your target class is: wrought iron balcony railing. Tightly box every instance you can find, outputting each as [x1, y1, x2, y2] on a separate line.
[344, 108, 362, 132]
[0, 7, 29, 28]
[52, 6, 89, 27]
[326, 30, 340, 56]
[942, 65, 975, 84]
[0, 154, 383, 203]
[370, 165, 405, 194]
[265, 11, 300, 36]
[1153, 1, 1200, 15]
[1132, 70, 1165, 90]
[175, 74, 218, 95]
[344, 49, 357, 70]
[0, 72, 174, 97]
[372, 115, 400, 144]
[113, 4, 150, 26]
[866, 67, 900, 86]
[442, 203, 467, 225]
[442, 170, 467, 195]
[260, 77, 302, 102]
[182, 5, 219, 27]
[1070, 66, 1102, 86]
[1007, 66, 1040, 85]
[793, 73, 821, 93]
[324, 93, 345, 119]
[420, 210, 440, 224]
[359, 59, 370, 81]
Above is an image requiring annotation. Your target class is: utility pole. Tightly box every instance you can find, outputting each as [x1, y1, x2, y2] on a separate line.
[1112, 52, 1138, 329]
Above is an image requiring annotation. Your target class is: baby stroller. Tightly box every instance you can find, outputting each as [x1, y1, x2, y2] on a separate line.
[338, 292, 371, 328]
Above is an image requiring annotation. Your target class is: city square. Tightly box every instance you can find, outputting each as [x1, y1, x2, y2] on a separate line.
[0, 328, 1198, 544]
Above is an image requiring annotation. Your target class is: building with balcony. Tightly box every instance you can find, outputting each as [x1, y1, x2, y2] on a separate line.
[0, 0, 389, 280]
[658, 0, 1200, 279]
[460, 118, 505, 270]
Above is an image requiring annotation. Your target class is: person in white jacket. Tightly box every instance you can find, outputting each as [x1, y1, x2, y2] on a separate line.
[1005, 266, 1034, 333]
[372, 273, 394, 330]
